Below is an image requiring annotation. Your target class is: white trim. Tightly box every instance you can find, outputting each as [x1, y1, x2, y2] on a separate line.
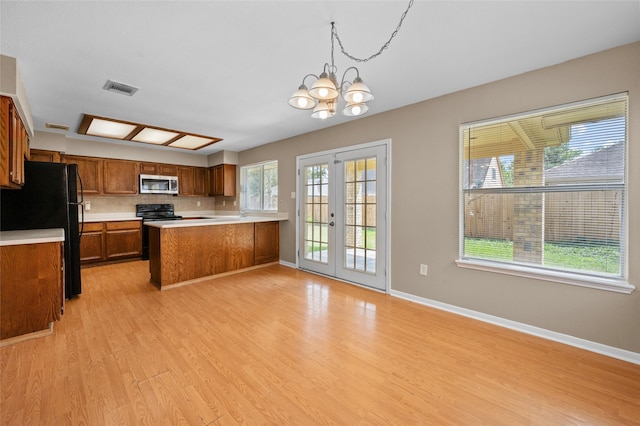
[390, 289, 640, 366]
[455, 258, 635, 294]
[279, 259, 297, 269]
[460, 92, 628, 128]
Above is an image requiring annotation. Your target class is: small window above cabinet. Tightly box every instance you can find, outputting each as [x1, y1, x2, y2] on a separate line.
[209, 164, 236, 197]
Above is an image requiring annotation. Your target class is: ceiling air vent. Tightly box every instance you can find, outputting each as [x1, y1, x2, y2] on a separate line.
[45, 123, 70, 131]
[103, 79, 138, 96]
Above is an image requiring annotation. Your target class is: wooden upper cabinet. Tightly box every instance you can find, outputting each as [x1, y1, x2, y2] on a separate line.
[0, 98, 8, 187]
[0, 96, 29, 189]
[178, 166, 194, 196]
[193, 167, 207, 196]
[103, 159, 138, 195]
[61, 155, 103, 194]
[140, 162, 179, 178]
[139, 162, 158, 175]
[209, 164, 236, 197]
[159, 163, 178, 176]
[29, 149, 60, 163]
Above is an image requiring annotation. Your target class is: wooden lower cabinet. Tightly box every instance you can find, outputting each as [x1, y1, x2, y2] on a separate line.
[255, 221, 279, 264]
[80, 220, 141, 264]
[105, 221, 142, 260]
[1, 241, 63, 340]
[80, 222, 105, 262]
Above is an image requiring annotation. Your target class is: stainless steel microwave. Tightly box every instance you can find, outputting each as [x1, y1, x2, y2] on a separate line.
[139, 174, 179, 195]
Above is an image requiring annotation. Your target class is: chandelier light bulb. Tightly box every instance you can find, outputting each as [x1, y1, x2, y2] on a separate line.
[297, 97, 309, 108]
[318, 88, 329, 98]
[352, 92, 364, 103]
[351, 105, 362, 115]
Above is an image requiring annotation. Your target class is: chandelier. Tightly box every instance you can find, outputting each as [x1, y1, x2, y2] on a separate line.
[288, 0, 415, 120]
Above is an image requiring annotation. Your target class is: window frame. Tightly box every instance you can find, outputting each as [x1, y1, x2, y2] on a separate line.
[240, 160, 278, 213]
[456, 94, 634, 294]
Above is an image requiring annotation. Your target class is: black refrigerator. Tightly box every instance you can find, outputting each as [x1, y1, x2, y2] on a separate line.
[0, 161, 84, 298]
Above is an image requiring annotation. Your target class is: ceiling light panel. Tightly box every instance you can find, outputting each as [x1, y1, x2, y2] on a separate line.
[168, 135, 216, 150]
[132, 128, 179, 144]
[87, 118, 137, 139]
[77, 114, 223, 151]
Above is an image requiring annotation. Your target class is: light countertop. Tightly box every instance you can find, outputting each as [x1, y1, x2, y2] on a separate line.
[0, 228, 65, 246]
[83, 210, 233, 222]
[144, 213, 289, 228]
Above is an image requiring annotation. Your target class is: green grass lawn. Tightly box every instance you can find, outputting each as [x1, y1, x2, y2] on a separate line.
[464, 237, 620, 274]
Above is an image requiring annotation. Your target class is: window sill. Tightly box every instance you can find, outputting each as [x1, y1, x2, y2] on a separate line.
[455, 258, 635, 294]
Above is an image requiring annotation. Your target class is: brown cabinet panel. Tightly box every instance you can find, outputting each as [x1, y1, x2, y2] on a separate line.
[0, 97, 9, 187]
[29, 149, 60, 163]
[193, 167, 207, 196]
[209, 164, 236, 196]
[254, 222, 280, 264]
[178, 166, 194, 195]
[80, 220, 141, 263]
[1, 242, 62, 339]
[62, 155, 102, 194]
[106, 220, 140, 231]
[103, 159, 138, 195]
[140, 162, 158, 174]
[159, 164, 178, 176]
[106, 229, 142, 260]
[0, 96, 29, 189]
[80, 229, 105, 262]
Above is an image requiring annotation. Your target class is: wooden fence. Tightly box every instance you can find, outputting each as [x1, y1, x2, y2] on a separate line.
[464, 190, 622, 244]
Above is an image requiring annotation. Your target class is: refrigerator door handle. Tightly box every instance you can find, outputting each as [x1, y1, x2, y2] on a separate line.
[78, 172, 85, 238]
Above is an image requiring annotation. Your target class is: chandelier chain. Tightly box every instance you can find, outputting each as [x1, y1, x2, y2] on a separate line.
[331, 0, 414, 63]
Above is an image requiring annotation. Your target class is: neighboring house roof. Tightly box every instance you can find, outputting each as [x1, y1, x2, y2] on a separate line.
[545, 142, 624, 184]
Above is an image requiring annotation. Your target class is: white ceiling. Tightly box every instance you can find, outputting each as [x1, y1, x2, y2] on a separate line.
[2, 1, 639, 156]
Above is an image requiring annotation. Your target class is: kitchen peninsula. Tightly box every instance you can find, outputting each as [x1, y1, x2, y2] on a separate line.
[147, 214, 287, 289]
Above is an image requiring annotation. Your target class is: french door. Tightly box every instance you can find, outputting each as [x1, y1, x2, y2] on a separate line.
[298, 143, 388, 291]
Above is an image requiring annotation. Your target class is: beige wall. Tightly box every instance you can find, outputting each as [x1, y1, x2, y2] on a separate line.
[239, 42, 640, 353]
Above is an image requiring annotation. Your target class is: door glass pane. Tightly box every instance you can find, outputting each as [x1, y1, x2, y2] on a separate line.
[304, 163, 330, 264]
[343, 156, 377, 274]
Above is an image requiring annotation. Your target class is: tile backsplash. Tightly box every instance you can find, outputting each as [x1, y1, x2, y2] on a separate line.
[84, 195, 238, 214]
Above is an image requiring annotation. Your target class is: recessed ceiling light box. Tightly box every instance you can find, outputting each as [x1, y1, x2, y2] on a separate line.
[77, 114, 222, 151]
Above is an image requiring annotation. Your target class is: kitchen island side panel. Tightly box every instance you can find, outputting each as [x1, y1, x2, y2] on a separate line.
[149, 222, 259, 288]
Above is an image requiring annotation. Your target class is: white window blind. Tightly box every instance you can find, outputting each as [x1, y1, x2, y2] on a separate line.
[458, 94, 632, 293]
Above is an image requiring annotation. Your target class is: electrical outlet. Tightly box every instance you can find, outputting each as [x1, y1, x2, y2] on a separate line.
[419, 264, 428, 276]
[291, 191, 296, 199]
[85, 201, 91, 211]
[196, 201, 201, 207]
[222, 200, 226, 206]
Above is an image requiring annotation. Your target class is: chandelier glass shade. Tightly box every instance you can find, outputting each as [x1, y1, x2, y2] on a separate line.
[288, 2, 414, 120]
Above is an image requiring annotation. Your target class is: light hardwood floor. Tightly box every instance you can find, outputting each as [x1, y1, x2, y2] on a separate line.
[2, 261, 639, 425]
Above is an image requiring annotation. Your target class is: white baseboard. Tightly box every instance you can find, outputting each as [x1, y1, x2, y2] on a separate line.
[279, 260, 297, 269]
[390, 289, 640, 366]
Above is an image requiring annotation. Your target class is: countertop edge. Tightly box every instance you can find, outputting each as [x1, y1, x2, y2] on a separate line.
[145, 213, 289, 228]
[0, 228, 65, 246]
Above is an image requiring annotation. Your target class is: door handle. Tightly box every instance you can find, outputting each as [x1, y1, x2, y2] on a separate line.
[329, 221, 335, 227]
